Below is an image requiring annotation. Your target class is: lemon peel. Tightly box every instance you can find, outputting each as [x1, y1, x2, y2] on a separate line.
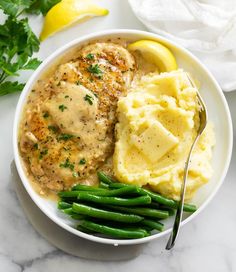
[40, 0, 109, 41]
[128, 40, 177, 72]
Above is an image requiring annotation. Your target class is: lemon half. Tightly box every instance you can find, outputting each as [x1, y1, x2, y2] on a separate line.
[40, 0, 109, 41]
[128, 40, 177, 72]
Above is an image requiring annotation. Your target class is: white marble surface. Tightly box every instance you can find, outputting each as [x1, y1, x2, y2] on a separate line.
[0, 0, 236, 271]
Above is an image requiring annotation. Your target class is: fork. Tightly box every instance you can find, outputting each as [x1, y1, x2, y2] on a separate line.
[165, 73, 208, 250]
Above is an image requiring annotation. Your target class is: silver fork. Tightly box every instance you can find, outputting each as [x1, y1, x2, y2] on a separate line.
[166, 73, 208, 250]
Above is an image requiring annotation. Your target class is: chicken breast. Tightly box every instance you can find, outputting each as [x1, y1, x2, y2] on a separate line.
[19, 42, 135, 193]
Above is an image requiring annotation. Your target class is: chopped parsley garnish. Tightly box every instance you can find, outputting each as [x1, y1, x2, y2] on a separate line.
[33, 143, 38, 150]
[79, 158, 86, 165]
[64, 95, 69, 98]
[39, 149, 48, 160]
[84, 94, 94, 105]
[60, 158, 74, 171]
[43, 112, 49, 118]
[59, 104, 67, 112]
[93, 92, 98, 98]
[57, 134, 74, 141]
[48, 125, 58, 133]
[86, 53, 94, 60]
[76, 80, 81, 85]
[87, 64, 103, 78]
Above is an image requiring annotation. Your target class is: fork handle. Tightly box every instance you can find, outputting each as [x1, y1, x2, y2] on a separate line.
[165, 135, 200, 250]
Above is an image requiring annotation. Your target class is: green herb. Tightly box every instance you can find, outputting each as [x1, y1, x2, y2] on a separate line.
[0, 3, 42, 96]
[48, 125, 58, 133]
[60, 158, 74, 171]
[39, 149, 48, 159]
[84, 94, 93, 105]
[87, 64, 103, 78]
[43, 112, 49, 118]
[33, 143, 38, 150]
[93, 92, 98, 98]
[59, 104, 67, 112]
[64, 95, 69, 98]
[79, 158, 86, 165]
[26, 0, 62, 16]
[0, 0, 61, 96]
[57, 134, 74, 141]
[86, 53, 94, 60]
[75, 80, 81, 85]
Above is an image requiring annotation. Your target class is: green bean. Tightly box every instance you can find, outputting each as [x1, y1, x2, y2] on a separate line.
[79, 186, 141, 197]
[71, 214, 85, 220]
[105, 205, 169, 219]
[99, 182, 110, 189]
[109, 183, 133, 189]
[72, 203, 143, 223]
[58, 191, 80, 198]
[97, 171, 116, 184]
[62, 208, 74, 215]
[77, 225, 97, 234]
[109, 183, 197, 213]
[79, 220, 147, 239]
[58, 201, 72, 210]
[72, 184, 106, 192]
[181, 203, 197, 213]
[141, 219, 164, 232]
[77, 192, 151, 206]
[160, 206, 176, 216]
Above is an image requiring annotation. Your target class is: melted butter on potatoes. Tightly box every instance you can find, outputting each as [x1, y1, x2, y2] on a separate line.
[113, 70, 215, 201]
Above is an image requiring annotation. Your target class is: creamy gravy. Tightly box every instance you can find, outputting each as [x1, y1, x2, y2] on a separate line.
[19, 39, 149, 198]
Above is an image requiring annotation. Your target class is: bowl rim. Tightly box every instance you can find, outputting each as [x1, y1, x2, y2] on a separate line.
[13, 29, 233, 246]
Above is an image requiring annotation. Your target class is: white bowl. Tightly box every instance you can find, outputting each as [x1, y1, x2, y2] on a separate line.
[13, 29, 233, 246]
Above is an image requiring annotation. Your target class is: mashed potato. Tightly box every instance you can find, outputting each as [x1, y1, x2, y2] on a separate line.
[113, 70, 215, 201]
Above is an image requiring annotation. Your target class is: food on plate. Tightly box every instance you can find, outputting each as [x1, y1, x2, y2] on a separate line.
[18, 38, 215, 239]
[40, 0, 109, 41]
[114, 70, 215, 201]
[57, 171, 197, 238]
[128, 40, 177, 72]
[19, 42, 135, 194]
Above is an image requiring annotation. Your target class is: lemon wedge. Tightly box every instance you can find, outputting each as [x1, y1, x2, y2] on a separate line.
[40, 0, 109, 41]
[128, 40, 177, 72]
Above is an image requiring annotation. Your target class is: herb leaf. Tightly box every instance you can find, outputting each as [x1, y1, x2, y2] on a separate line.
[57, 134, 74, 141]
[22, 58, 42, 70]
[43, 112, 49, 118]
[48, 125, 58, 133]
[0, 0, 32, 17]
[60, 158, 74, 171]
[0, 13, 41, 95]
[58, 104, 67, 112]
[79, 158, 86, 165]
[0, 81, 24, 96]
[26, 0, 62, 16]
[84, 94, 94, 105]
[86, 53, 94, 60]
[39, 148, 48, 159]
[87, 64, 103, 78]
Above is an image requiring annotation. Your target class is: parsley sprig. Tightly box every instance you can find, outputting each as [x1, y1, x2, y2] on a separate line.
[0, 0, 62, 96]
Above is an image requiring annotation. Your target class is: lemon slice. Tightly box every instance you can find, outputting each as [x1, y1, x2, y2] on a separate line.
[40, 0, 109, 41]
[128, 40, 177, 72]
